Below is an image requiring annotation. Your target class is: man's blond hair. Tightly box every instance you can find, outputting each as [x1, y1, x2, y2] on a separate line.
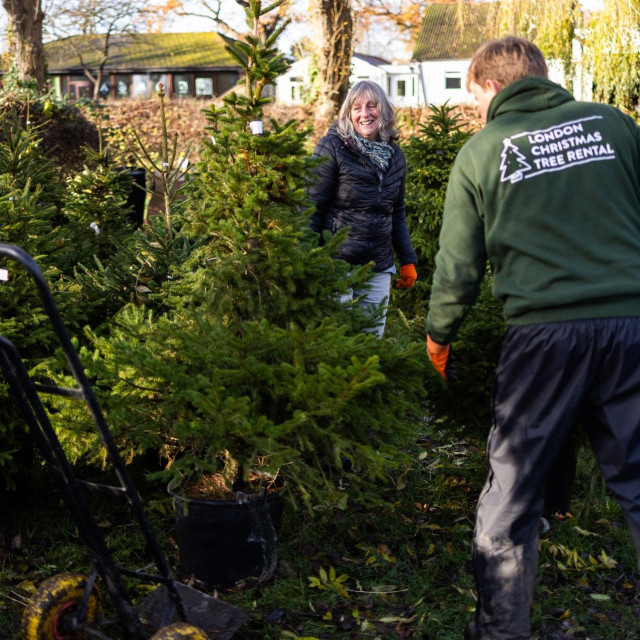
[466, 36, 548, 92]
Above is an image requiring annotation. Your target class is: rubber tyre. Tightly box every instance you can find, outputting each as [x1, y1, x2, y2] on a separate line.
[21, 573, 102, 640]
[151, 622, 209, 640]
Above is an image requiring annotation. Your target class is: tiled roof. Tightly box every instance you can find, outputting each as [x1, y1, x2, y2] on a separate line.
[45, 32, 240, 73]
[412, 2, 497, 61]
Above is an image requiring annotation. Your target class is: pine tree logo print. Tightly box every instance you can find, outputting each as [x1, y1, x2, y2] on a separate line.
[498, 117, 617, 184]
[500, 138, 531, 183]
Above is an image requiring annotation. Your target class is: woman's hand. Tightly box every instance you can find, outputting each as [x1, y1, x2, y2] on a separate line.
[395, 264, 417, 289]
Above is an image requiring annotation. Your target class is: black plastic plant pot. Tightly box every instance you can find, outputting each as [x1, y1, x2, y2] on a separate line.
[168, 481, 285, 588]
[128, 168, 146, 226]
[116, 166, 146, 227]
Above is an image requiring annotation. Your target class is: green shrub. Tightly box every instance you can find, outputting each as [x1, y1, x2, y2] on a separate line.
[430, 276, 505, 434]
[395, 103, 473, 318]
[398, 104, 505, 432]
[0, 113, 85, 487]
[0, 88, 99, 175]
[71, 88, 196, 326]
[0, 107, 137, 487]
[404, 103, 473, 268]
[60, 144, 136, 268]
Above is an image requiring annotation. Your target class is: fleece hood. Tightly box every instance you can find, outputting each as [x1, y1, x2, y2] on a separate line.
[487, 76, 574, 122]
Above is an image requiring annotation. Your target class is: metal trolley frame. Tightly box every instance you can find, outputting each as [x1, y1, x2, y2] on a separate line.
[0, 244, 245, 639]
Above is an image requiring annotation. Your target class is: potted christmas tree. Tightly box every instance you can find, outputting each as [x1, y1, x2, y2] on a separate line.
[85, 0, 425, 587]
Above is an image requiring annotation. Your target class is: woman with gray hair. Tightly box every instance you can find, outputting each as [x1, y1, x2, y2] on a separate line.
[308, 80, 417, 337]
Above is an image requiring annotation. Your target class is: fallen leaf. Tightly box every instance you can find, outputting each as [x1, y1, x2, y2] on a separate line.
[371, 584, 398, 593]
[16, 580, 36, 595]
[377, 615, 416, 623]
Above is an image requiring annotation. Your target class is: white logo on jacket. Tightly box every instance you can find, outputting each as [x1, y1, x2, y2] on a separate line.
[499, 116, 616, 184]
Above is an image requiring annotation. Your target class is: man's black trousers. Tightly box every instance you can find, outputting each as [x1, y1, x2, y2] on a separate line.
[472, 317, 640, 640]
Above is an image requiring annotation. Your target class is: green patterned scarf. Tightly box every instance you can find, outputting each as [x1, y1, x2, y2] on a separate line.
[351, 133, 394, 171]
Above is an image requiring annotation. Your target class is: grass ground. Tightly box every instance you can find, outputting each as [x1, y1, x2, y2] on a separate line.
[1, 422, 639, 640]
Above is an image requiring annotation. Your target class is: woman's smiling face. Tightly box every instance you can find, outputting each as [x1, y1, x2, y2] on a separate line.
[350, 93, 380, 140]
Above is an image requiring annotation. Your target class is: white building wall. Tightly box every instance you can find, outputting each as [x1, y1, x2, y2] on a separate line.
[547, 59, 566, 89]
[276, 57, 390, 106]
[275, 57, 310, 105]
[417, 40, 590, 108]
[275, 56, 424, 108]
[416, 57, 589, 107]
[381, 64, 425, 107]
[350, 57, 387, 89]
[547, 44, 592, 102]
[277, 36, 593, 108]
[418, 59, 474, 107]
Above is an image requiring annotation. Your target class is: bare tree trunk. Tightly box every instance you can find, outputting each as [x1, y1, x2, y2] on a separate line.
[93, 68, 103, 100]
[310, 0, 353, 130]
[2, 0, 46, 90]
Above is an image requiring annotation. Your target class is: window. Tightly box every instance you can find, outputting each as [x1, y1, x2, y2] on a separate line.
[195, 77, 214, 96]
[132, 74, 149, 98]
[77, 84, 93, 98]
[63, 75, 79, 93]
[150, 73, 168, 96]
[216, 72, 239, 96]
[445, 73, 462, 89]
[115, 75, 132, 97]
[68, 82, 92, 99]
[397, 80, 406, 97]
[290, 76, 302, 102]
[174, 74, 192, 97]
[67, 75, 93, 99]
[98, 81, 110, 99]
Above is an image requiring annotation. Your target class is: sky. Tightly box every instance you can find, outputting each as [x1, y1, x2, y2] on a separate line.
[163, 0, 318, 59]
[0, 0, 610, 61]
[164, 0, 415, 61]
[164, 0, 608, 62]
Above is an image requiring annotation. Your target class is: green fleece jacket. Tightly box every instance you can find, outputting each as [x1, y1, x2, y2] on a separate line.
[427, 77, 640, 345]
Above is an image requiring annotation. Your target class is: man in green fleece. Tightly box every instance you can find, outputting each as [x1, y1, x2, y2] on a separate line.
[426, 36, 640, 640]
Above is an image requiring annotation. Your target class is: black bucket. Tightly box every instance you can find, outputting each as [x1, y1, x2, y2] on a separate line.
[169, 483, 284, 588]
[116, 166, 146, 227]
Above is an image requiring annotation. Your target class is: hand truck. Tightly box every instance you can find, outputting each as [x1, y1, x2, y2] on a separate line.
[0, 244, 247, 640]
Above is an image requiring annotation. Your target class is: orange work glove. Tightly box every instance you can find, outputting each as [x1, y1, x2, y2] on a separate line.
[426, 335, 458, 382]
[395, 264, 417, 289]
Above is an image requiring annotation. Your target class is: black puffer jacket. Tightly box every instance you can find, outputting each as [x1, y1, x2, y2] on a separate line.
[308, 125, 417, 272]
